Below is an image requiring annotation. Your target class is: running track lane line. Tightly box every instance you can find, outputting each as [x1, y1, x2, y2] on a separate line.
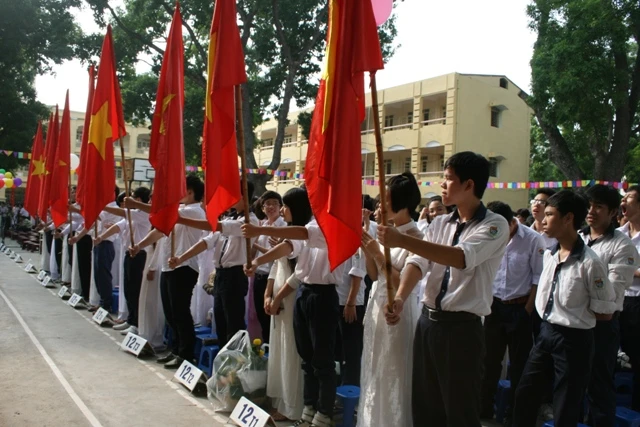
[0, 287, 104, 427]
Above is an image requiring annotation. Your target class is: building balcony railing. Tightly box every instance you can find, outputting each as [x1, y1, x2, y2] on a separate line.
[420, 118, 446, 126]
[383, 123, 412, 132]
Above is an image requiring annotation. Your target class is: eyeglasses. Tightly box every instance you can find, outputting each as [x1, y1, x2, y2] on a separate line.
[263, 201, 281, 208]
[530, 199, 546, 206]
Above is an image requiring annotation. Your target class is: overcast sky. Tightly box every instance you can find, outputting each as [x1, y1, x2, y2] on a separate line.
[35, 0, 537, 112]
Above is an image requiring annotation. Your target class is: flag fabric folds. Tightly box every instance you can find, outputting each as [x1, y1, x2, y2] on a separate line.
[50, 91, 71, 228]
[76, 66, 96, 212]
[148, 3, 186, 235]
[305, 0, 384, 270]
[38, 108, 58, 221]
[83, 26, 127, 229]
[24, 121, 45, 217]
[202, 0, 247, 231]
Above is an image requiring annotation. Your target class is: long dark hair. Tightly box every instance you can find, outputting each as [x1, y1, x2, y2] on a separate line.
[281, 187, 312, 270]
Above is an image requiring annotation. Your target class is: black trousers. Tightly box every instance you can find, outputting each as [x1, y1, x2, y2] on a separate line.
[93, 241, 115, 311]
[620, 296, 640, 411]
[54, 237, 63, 274]
[253, 272, 271, 343]
[76, 235, 93, 300]
[412, 308, 484, 427]
[513, 321, 594, 427]
[45, 230, 53, 259]
[124, 251, 147, 327]
[586, 314, 619, 427]
[160, 266, 199, 361]
[481, 299, 533, 419]
[213, 266, 248, 348]
[293, 284, 340, 417]
[337, 305, 365, 386]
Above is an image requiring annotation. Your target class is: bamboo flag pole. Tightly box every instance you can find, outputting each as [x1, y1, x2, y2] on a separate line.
[117, 138, 135, 248]
[370, 72, 395, 312]
[235, 85, 252, 269]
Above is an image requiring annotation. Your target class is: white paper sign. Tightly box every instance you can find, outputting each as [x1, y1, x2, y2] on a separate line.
[68, 293, 82, 307]
[58, 286, 69, 298]
[24, 263, 33, 272]
[9, 252, 15, 259]
[173, 360, 204, 392]
[120, 332, 148, 357]
[92, 308, 109, 325]
[42, 276, 52, 287]
[37, 271, 46, 281]
[230, 397, 271, 427]
[14, 254, 23, 263]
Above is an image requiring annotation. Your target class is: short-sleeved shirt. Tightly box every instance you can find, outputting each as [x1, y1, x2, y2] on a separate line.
[207, 212, 260, 269]
[617, 223, 640, 296]
[408, 203, 509, 316]
[255, 217, 287, 274]
[293, 218, 345, 285]
[535, 238, 616, 329]
[337, 249, 366, 306]
[161, 203, 206, 273]
[115, 209, 151, 248]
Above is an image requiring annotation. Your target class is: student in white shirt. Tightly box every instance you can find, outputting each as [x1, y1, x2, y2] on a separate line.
[379, 152, 509, 426]
[127, 175, 206, 368]
[530, 189, 558, 250]
[480, 201, 545, 424]
[513, 191, 616, 427]
[242, 186, 345, 427]
[618, 185, 640, 412]
[579, 185, 639, 425]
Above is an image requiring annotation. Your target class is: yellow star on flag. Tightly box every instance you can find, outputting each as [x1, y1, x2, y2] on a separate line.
[159, 94, 176, 135]
[88, 101, 112, 160]
[32, 156, 45, 176]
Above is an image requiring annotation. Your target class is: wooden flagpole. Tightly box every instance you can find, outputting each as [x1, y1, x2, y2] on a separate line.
[235, 85, 252, 269]
[117, 139, 135, 248]
[370, 72, 395, 312]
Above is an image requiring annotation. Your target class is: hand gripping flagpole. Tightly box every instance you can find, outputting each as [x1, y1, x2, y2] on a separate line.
[370, 71, 395, 313]
[117, 139, 135, 248]
[235, 85, 252, 269]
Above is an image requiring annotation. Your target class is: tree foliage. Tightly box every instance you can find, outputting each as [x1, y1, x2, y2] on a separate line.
[527, 0, 640, 181]
[0, 0, 86, 171]
[83, 0, 398, 193]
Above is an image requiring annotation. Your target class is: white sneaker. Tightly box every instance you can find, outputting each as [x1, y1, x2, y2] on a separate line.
[310, 412, 332, 427]
[120, 325, 139, 335]
[112, 322, 130, 331]
[291, 406, 316, 427]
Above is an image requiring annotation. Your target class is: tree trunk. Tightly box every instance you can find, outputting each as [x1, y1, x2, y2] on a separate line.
[535, 113, 585, 179]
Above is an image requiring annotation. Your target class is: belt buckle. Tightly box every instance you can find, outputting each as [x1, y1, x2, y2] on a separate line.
[428, 309, 439, 322]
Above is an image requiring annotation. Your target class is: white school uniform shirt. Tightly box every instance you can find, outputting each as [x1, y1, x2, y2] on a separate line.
[530, 222, 557, 250]
[255, 216, 287, 274]
[407, 204, 509, 317]
[99, 202, 122, 242]
[206, 212, 260, 269]
[492, 223, 545, 301]
[59, 212, 85, 236]
[115, 209, 151, 249]
[535, 238, 616, 329]
[617, 223, 640, 297]
[337, 249, 366, 306]
[579, 225, 639, 311]
[161, 203, 206, 273]
[417, 218, 429, 234]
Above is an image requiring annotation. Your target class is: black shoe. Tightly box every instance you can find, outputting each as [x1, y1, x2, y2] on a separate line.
[157, 353, 177, 364]
[163, 356, 184, 369]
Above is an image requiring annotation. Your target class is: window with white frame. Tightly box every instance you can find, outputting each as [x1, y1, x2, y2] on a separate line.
[384, 159, 392, 175]
[423, 109, 430, 124]
[283, 134, 293, 144]
[262, 138, 274, 147]
[441, 106, 447, 124]
[404, 157, 411, 172]
[75, 126, 83, 147]
[115, 167, 123, 180]
[136, 134, 150, 153]
[384, 115, 394, 128]
[407, 111, 413, 125]
[421, 155, 428, 172]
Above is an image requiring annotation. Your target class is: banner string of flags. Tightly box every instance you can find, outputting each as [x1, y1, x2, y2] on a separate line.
[4, 149, 637, 189]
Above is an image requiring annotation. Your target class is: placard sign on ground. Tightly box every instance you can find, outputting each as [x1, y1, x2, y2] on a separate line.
[42, 276, 52, 287]
[14, 254, 23, 263]
[68, 293, 82, 307]
[120, 332, 151, 357]
[58, 286, 69, 298]
[24, 262, 33, 272]
[37, 271, 46, 281]
[229, 397, 272, 427]
[173, 360, 204, 392]
[92, 308, 109, 325]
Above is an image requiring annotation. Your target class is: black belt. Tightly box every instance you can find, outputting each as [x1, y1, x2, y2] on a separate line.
[254, 272, 269, 279]
[422, 305, 479, 322]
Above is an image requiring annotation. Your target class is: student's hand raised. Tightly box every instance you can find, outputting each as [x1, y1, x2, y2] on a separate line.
[378, 225, 403, 248]
[360, 230, 381, 257]
[362, 209, 372, 231]
[241, 223, 260, 238]
[168, 256, 181, 269]
[122, 197, 136, 209]
[419, 207, 429, 221]
[384, 297, 404, 326]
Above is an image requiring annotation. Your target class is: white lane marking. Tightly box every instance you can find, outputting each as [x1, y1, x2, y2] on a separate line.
[0, 288, 103, 427]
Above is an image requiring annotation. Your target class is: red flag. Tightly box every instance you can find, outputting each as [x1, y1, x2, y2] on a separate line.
[148, 4, 186, 235]
[24, 121, 45, 217]
[38, 108, 59, 221]
[50, 90, 71, 227]
[202, 0, 247, 230]
[305, 0, 384, 270]
[76, 66, 96, 211]
[83, 26, 127, 229]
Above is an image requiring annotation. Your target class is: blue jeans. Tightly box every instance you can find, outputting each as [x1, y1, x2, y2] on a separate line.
[93, 241, 115, 311]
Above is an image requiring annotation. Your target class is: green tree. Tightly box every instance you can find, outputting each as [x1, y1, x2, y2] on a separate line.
[529, 118, 564, 182]
[0, 0, 86, 171]
[526, 0, 640, 181]
[84, 0, 398, 194]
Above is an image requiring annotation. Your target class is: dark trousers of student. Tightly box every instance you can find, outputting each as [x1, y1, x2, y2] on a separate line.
[54, 237, 63, 273]
[513, 321, 594, 427]
[124, 251, 147, 327]
[44, 231, 53, 272]
[337, 304, 365, 386]
[160, 266, 199, 361]
[76, 235, 93, 300]
[620, 296, 640, 411]
[412, 308, 485, 427]
[253, 272, 270, 343]
[93, 241, 115, 311]
[213, 266, 248, 348]
[481, 299, 533, 420]
[293, 284, 340, 417]
[585, 314, 619, 427]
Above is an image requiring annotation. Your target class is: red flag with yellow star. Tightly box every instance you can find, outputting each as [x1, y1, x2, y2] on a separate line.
[148, 4, 185, 235]
[50, 90, 71, 228]
[83, 26, 127, 229]
[305, 0, 384, 270]
[24, 121, 45, 218]
[38, 108, 59, 221]
[76, 66, 96, 212]
[202, 0, 247, 231]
